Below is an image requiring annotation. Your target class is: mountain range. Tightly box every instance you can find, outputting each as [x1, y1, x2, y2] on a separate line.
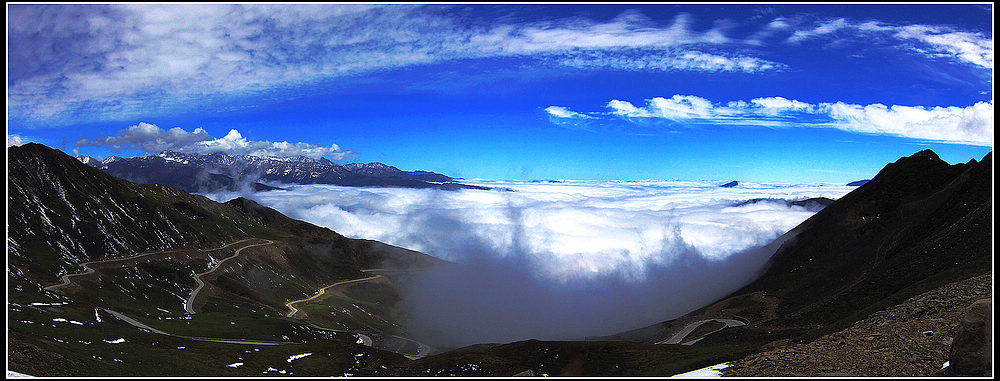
[7, 144, 992, 376]
[77, 151, 488, 194]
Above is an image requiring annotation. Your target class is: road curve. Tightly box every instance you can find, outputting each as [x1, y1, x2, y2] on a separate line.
[655, 318, 747, 345]
[283, 269, 432, 358]
[284, 275, 383, 318]
[103, 309, 288, 346]
[183, 239, 275, 314]
[44, 238, 256, 293]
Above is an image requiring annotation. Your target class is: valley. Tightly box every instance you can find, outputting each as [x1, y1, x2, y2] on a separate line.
[7, 143, 992, 377]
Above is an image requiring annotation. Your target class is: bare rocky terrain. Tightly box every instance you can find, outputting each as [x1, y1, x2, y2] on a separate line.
[723, 273, 991, 377]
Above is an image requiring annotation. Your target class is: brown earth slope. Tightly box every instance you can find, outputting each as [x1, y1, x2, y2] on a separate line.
[723, 273, 991, 377]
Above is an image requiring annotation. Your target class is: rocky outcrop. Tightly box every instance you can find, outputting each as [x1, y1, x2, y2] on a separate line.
[948, 298, 992, 376]
[723, 274, 991, 377]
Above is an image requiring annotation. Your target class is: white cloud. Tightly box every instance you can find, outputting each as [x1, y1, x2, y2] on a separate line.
[9, 6, 989, 128]
[608, 99, 654, 118]
[8, 5, 784, 126]
[819, 101, 994, 146]
[222, 180, 855, 345]
[556, 50, 783, 73]
[7, 135, 26, 147]
[785, 18, 993, 69]
[750, 96, 815, 115]
[893, 24, 994, 69]
[787, 18, 849, 43]
[237, 180, 855, 282]
[74, 122, 351, 159]
[544, 106, 591, 119]
[564, 95, 993, 146]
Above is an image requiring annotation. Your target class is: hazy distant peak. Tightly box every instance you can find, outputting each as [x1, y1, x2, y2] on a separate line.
[343, 162, 396, 170]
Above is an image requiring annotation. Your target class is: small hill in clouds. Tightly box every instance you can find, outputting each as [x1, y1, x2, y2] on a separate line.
[379, 148, 991, 376]
[79, 150, 488, 193]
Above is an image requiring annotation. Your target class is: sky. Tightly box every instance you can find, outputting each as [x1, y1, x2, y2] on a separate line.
[6, 3, 994, 183]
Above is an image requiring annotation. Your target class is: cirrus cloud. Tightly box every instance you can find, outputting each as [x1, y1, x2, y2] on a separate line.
[786, 17, 993, 69]
[8, 5, 787, 126]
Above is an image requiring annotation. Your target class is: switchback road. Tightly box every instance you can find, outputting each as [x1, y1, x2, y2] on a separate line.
[655, 318, 747, 345]
[183, 239, 275, 314]
[44, 238, 257, 293]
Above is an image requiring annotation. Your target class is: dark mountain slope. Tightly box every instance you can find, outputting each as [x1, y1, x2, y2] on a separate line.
[733, 149, 990, 335]
[9, 142, 443, 300]
[611, 149, 991, 343]
[9, 143, 266, 283]
[9, 143, 446, 375]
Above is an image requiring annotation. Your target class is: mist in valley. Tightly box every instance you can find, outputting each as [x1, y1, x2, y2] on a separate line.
[207, 179, 853, 349]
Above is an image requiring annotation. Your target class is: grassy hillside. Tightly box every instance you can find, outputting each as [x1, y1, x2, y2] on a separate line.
[7, 143, 446, 376]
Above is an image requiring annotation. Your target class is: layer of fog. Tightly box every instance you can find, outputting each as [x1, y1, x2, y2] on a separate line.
[204, 180, 855, 348]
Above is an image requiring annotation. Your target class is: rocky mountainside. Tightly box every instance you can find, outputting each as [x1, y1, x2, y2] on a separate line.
[11, 144, 438, 282]
[9, 143, 447, 376]
[82, 150, 486, 193]
[730, 149, 990, 334]
[722, 273, 991, 376]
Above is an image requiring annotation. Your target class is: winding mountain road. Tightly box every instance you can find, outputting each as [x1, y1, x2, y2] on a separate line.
[103, 309, 290, 346]
[282, 268, 432, 358]
[55, 243, 429, 358]
[284, 275, 383, 318]
[44, 238, 257, 293]
[183, 239, 275, 314]
[655, 318, 747, 345]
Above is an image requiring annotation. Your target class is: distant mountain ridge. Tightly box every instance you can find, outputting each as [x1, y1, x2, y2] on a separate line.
[78, 151, 488, 193]
[732, 197, 836, 212]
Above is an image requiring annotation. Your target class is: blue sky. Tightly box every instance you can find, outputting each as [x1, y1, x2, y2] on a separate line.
[6, 3, 994, 183]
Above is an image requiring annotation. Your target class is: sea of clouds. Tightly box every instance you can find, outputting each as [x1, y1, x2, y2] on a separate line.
[206, 180, 856, 348]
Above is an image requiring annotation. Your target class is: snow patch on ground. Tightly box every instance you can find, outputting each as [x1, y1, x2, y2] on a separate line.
[227, 362, 244, 368]
[286, 353, 313, 362]
[7, 370, 33, 377]
[104, 338, 126, 344]
[53, 318, 84, 325]
[672, 362, 730, 377]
